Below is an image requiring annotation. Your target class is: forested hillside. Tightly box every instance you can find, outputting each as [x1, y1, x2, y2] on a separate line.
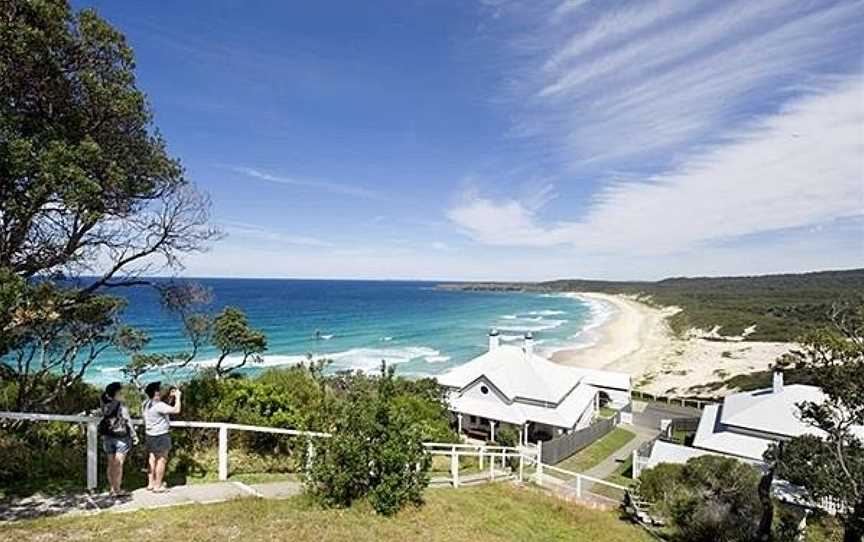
[443, 269, 864, 342]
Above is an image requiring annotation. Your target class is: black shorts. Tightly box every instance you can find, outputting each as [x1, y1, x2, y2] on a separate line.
[146, 433, 172, 455]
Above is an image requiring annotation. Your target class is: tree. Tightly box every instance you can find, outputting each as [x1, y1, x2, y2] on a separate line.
[768, 302, 864, 542]
[304, 363, 431, 515]
[638, 455, 765, 542]
[0, 0, 218, 409]
[119, 305, 266, 384]
[210, 307, 267, 379]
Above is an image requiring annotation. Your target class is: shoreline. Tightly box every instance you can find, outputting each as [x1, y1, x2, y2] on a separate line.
[551, 293, 677, 372]
[551, 292, 796, 397]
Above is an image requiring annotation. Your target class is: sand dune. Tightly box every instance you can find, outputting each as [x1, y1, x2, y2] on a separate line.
[551, 293, 795, 398]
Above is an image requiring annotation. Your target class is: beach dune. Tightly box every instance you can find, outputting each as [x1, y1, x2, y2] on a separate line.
[551, 293, 794, 397]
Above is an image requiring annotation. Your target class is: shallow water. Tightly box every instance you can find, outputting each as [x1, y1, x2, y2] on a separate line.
[88, 279, 613, 383]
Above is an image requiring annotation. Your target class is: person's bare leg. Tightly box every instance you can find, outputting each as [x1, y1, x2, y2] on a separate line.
[106, 455, 117, 494]
[114, 453, 127, 493]
[147, 453, 157, 490]
[154, 455, 168, 489]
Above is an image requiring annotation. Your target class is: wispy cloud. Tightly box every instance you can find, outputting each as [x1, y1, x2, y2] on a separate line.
[449, 78, 864, 254]
[496, 0, 864, 169]
[220, 220, 333, 248]
[232, 166, 381, 199]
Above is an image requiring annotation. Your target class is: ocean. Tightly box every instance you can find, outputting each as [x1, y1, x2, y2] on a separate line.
[89, 279, 613, 384]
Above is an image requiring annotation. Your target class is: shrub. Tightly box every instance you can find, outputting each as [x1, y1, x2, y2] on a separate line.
[638, 456, 764, 542]
[304, 364, 432, 515]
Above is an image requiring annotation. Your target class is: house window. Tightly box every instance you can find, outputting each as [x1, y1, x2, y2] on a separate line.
[469, 416, 477, 424]
[480, 385, 489, 395]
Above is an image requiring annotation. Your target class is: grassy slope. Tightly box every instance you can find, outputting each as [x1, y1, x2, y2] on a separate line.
[553, 427, 636, 474]
[443, 268, 864, 342]
[5, 484, 654, 542]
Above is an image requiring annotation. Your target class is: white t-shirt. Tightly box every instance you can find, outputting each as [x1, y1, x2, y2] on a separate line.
[142, 399, 173, 436]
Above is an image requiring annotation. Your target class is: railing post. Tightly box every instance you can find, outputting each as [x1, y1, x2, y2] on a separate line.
[218, 425, 229, 481]
[489, 450, 495, 481]
[535, 441, 543, 483]
[632, 449, 639, 479]
[306, 440, 316, 471]
[479, 446, 484, 470]
[518, 453, 524, 482]
[86, 421, 98, 491]
[450, 446, 459, 488]
[575, 474, 582, 498]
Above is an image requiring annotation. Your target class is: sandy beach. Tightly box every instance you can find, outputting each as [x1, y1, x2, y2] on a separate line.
[551, 293, 795, 397]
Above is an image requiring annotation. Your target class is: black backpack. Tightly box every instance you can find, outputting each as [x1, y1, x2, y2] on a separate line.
[98, 400, 129, 438]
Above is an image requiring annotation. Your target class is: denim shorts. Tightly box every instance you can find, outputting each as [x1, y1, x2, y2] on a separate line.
[146, 433, 172, 455]
[103, 435, 132, 455]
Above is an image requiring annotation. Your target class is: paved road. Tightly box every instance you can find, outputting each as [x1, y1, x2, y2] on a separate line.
[632, 401, 701, 431]
[0, 480, 302, 522]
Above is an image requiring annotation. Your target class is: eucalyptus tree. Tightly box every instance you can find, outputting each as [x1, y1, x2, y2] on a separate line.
[0, 0, 219, 409]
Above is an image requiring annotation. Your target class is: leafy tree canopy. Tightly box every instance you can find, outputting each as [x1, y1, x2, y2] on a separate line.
[0, 0, 218, 409]
[768, 302, 864, 542]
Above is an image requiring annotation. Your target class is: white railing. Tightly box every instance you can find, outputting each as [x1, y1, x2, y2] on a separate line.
[1, 411, 626, 503]
[0, 411, 330, 490]
[423, 441, 538, 487]
[521, 452, 630, 503]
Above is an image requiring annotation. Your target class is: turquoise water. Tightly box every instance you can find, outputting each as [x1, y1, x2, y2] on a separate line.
[89, 279, 611, 383]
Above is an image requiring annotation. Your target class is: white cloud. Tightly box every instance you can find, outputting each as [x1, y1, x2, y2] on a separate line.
[232, 166, 381, 199]
[502, 0, 864, 167]
[220, 221, 333, 248]
[448, 78, 864, 254]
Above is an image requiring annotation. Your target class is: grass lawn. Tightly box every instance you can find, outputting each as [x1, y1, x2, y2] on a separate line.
[5, 484, 654, 542]
[552, 428, 636, 474]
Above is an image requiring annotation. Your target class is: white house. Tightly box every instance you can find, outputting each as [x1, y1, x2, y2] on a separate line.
[437, 330, 632, 445]
[643, 371, 864, 469]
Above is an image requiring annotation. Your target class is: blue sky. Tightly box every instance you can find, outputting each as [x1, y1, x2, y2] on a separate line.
[80, 0, 863, 280]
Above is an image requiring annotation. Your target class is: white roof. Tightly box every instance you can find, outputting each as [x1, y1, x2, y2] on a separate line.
[645, 440, 764, 470]
[645, 440, 722, 470]
[448, 382, 597, 428]
[437, 344, 630, 404]
[720, 384, 826, 437]
[693, 384, 864, 461]
[693, 404, 777, 461]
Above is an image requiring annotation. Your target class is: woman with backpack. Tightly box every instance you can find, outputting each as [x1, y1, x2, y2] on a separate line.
[99, 382, 138, 497]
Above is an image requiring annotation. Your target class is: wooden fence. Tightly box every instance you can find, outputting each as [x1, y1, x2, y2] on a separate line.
[631, 390, 717, 410]
[540, 411, 620, 465]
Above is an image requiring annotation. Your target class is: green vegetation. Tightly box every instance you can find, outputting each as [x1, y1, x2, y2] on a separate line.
[766, 302, 864, 542]
[689, 366, 815, 395]
[637, 455, 848, 542]
[444, 269, 864, 341]
[552, 427, 635, 474]
[638, 456, 796, 542]
[0, 0, 218, 412]
[597, 406, 618, 419]
[3, 484, 655, 542]
[0, 364, 456, 505]
[305, 364, 432, 516]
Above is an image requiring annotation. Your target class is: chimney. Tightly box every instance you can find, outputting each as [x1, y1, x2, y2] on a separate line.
[488, 328, 500, 351]
[773, 370, 784, 394]
[523, 332, 534, 356]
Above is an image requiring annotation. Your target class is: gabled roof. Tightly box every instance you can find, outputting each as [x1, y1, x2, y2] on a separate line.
[693, 404, 777, 460]
[437, 344, 629, 404]
[719, 384, 825, 437]
[448, 382, 598, 428]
